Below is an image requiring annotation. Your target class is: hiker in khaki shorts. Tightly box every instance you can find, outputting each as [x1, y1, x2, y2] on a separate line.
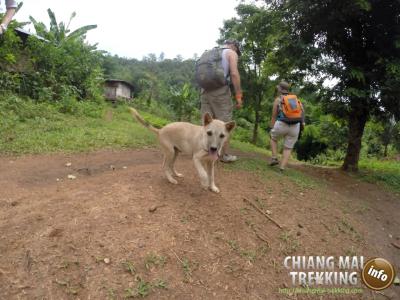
[269, 81, 305, 171]
[200, 40, 243, 163]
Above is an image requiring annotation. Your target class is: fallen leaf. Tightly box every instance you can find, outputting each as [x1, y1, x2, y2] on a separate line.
[49, 228, 63, 237]
[149, 206, 158, 213]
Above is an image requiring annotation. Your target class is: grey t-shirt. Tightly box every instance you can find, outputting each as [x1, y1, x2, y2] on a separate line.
[3, 0, 18, 9]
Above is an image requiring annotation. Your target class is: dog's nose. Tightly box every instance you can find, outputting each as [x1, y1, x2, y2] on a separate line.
[210, 147, 217, 152]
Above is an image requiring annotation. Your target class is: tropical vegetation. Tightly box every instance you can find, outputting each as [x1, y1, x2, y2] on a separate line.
[0, 1, 399, 175]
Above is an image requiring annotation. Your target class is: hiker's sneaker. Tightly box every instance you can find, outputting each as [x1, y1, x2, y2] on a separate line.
[269, 158, 279, 166]
[220, 154, 238, 163]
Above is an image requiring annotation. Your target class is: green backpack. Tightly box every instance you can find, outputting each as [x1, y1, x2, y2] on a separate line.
[195, 48, 227, 91]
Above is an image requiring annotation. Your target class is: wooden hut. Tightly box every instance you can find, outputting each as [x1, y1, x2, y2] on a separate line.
[104, 79, 134, 101]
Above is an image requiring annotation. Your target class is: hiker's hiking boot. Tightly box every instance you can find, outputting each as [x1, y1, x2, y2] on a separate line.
[269, 157, 279, 166]
[220, 154, 237, 163]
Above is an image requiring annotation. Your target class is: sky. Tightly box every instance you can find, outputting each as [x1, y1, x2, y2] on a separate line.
[9, 0, 242, 60]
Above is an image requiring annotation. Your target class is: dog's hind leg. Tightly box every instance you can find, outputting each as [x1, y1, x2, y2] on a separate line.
[172, 147, 183, 178]
[161, 144, 178, 184]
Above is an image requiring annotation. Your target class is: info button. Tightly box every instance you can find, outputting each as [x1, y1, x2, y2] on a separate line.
[362, 258, 396, 290]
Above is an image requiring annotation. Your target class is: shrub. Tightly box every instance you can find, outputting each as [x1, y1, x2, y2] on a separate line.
[295, 125, 328, 161]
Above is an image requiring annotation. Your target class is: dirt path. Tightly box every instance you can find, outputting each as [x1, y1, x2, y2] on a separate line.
[0, 149, 399, 299]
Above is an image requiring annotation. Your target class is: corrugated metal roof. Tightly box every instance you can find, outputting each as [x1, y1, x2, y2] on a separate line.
[14, 27, 48, 42]
[105, 79, 135, 90]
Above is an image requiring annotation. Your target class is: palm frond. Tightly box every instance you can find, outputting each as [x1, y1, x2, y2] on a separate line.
[47, 9, 60, 41]
[67, 25, 97, 40]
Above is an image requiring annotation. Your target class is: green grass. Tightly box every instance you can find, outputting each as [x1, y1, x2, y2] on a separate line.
[224, 156, 319, 190]
[124, 277, 168, 298]
[358, 159, 400, 193]
[121, 260, 136, 275]
[0, 95, 158, 154]
[125, 279, 152, 298]
[144, 253, 166, 269]
[230, 139, 272, 156]
[279, 231, 300, 255]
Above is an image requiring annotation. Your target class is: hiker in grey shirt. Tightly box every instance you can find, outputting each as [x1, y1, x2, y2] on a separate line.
[0, 0, 17, 35]
[200, 39, 243, 163]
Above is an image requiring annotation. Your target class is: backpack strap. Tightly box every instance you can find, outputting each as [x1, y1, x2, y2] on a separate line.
[277, 95, 285, 121]
[278, 94, 289, 109]
[219, 47, 231, 82]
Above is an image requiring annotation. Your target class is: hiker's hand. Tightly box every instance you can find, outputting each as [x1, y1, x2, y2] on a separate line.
[270, 121, 275, 128]
[235, 93, 243, 109]
[236, 98, 243, 109]
[301, 122, 305, 130]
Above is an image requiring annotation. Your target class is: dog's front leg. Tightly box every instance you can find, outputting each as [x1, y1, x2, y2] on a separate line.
[193, 154, 209, 189]
[206, 160, 219, 193]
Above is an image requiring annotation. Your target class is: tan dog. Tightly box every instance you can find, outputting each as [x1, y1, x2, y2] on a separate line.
[129, 108, 235, 193]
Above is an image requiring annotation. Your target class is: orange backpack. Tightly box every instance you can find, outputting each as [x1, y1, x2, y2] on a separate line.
[278, 94, 304, 124]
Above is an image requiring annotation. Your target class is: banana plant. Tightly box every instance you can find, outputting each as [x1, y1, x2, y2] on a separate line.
[29, 9, 97, 46]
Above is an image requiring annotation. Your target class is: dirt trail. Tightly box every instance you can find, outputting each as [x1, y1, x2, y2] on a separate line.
[0, 149, 399, 299]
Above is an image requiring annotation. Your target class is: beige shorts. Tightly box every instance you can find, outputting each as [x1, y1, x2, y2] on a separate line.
[200, 85, 233, 122]
[270, 120, 300, 149]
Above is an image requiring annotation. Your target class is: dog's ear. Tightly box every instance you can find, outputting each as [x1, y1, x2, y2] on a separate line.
[225, 121, 236, 132]
[203, 112, 213, 126]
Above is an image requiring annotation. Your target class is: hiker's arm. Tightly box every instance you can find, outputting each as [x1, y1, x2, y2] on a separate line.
[0, 4, 16, 34]
[270, 98, 279, 128]
[228, 51, 242, 108]
[301, 102, 306, 126]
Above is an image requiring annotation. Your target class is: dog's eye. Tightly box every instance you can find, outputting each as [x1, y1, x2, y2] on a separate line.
[220, 134, 225, 138]
[207, 131, 212, 136]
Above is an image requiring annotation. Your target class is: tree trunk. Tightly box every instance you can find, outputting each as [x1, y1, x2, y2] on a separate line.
[252, 95, 261, 145]
[342, 105, 368, 172]
[146, 92, 152, 107]
[252, 110, 260, 144]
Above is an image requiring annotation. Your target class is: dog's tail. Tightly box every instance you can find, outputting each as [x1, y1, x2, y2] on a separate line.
[129, 107, 159, 134]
